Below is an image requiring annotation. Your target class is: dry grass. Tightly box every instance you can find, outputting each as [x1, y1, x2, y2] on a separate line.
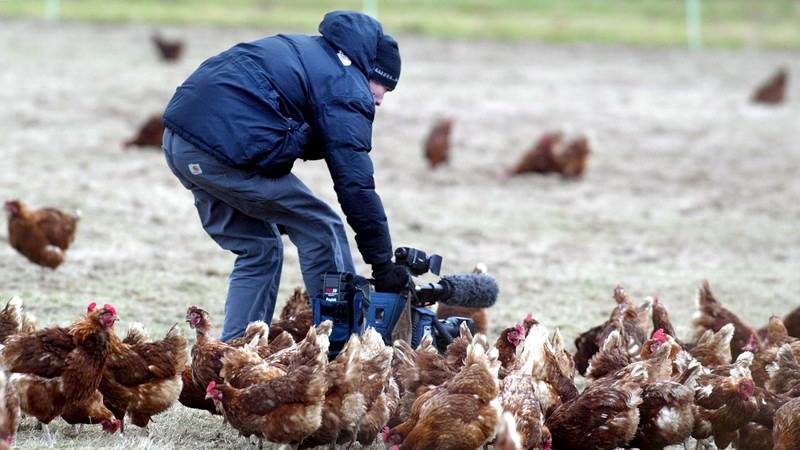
[1, 19, 799, 449]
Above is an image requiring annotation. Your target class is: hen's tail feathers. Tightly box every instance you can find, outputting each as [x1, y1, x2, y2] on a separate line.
[696, 280, 718, 311]
[20, 311, 36, 334]
[123, 322, 149, 345]
[0, 297, 24, 339]
[613, 285, 630, 306]
[315, 320, 333, 340]
[677, 360, 703, 387]
[40, 246, 65, 268]
[697, 322, 735, 346]
[465, 333, 500, 375]
[280, 287, 310, 320]
[392, 340, 416, 373]
[243, 321, 268, 342]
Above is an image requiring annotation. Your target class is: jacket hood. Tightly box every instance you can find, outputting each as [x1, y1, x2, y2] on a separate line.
[319, 10, 383, 76]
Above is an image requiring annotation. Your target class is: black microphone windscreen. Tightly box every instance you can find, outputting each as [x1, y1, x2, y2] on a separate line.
[438, 274, 498, 308]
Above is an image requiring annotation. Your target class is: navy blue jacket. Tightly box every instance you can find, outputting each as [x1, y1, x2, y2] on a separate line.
[164, 11, 392, 265]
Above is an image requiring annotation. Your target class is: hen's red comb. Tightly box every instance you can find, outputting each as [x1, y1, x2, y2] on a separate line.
[87, 302, 97, 313]
[103, 304, 117, 316]
[382, 426, 391, 441]
[206, 381, 217, 393]
[652, 328, 668, 343]
[653, 296, 661, 306]
[524, 312, 533, 321]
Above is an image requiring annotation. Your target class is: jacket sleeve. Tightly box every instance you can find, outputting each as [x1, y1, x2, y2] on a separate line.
[318, 95, 393, 265]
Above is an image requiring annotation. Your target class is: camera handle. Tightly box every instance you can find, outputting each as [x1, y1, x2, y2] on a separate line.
[431, 317, 454, 348]
[404, 281, 456, 351]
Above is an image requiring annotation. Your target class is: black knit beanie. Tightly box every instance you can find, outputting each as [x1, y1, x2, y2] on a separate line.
[370, 34, 401, 91]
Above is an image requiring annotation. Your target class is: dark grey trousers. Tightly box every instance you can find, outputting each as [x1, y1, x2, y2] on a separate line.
[162, 128, 355, 340]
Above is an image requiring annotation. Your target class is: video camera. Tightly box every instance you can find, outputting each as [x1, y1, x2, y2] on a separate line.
[394, 247, 442, 276]
[312, 247, 479, 355]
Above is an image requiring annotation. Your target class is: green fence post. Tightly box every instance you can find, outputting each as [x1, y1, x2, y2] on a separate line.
[363, 0, 379, 18]
[45, 0, 61, 22]
[686, 0, 703, 50]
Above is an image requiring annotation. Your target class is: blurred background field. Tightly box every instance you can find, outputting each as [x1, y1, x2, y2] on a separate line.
[1, 1, 799, 449]
[2, 0, 800, 47]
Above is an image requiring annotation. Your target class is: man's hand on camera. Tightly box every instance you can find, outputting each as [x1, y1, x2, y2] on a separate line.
[371, 261, 412, 293]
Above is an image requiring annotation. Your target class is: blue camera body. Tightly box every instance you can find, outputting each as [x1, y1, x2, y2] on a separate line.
[364, 291, 407, 344]
[312, 271, 473, 357]
[311, 272, 369, 357]
[368, 292, 437, 348]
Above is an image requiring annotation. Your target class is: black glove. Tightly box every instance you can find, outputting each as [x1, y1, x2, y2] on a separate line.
[371, 261, 412, 293]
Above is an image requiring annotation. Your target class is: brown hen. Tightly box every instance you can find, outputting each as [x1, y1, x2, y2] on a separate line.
[773, 397, 800, 450]
[423, 118, 453, 169]
[573, 285, 649, 376]
[351, 327, 398, 446]
[505, 131, 591, 179]
[752, 315, 796, 387]
[178, 306, 232, 415]
[499, 321, 555, 450]
[151, 32, 184, 62]
[384, 334, 501, 450]
[390, 328, 473, 426]
[496, 312, 539, 379]
[629, 361, 700, 450]
[123, 114, 164, 149]
[693, 370, 758, 448]
[301, 333, 363, 448]
[268, 288, 312, 342]
[4, 303, 117, 431]
[555, 133, 591, 179]
[5, 199, 79, 269]
[545, 363, 646, 450]
[784, 306, 800, 339]
[751, 68, 788, 104]
[689, 323, 734, 368]
[100, 323, 188, 430]
[504, 131, 562, 178]
[692, 280, 761, 359]
[766, 343, 800, 395]
[206, 323, 330, 447]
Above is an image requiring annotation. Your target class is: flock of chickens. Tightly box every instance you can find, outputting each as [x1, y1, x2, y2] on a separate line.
[0, 281, 797, 450]
[123, 33, 790, 185]
[420, 66, 788, 180]
[2, 29, 796, 450]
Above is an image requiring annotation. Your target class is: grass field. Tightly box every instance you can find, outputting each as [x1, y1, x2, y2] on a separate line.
[1, 0, 800, 48]
[0, 6, 799, 450]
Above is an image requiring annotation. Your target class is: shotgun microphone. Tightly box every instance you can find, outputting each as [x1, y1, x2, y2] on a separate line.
[414, 273, 498, 308]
